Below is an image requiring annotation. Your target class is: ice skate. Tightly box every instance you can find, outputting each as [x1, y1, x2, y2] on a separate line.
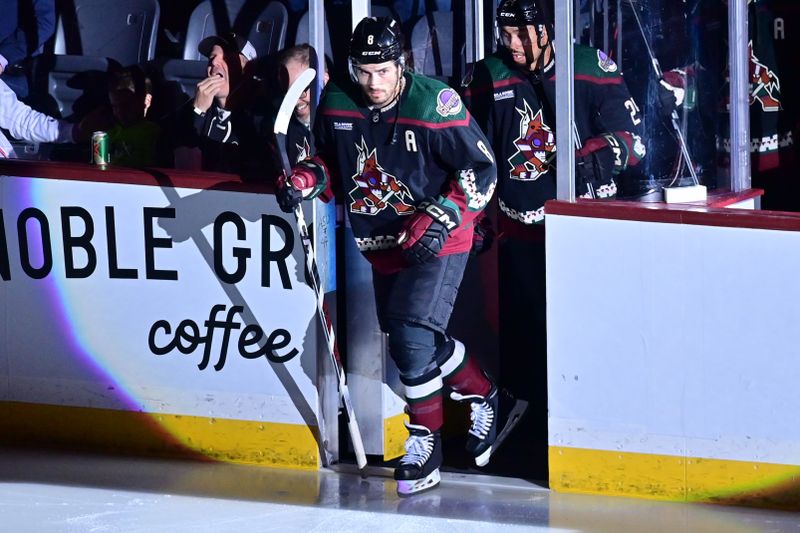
[451, 386, 528, 467]
[394, 422, 442, 497]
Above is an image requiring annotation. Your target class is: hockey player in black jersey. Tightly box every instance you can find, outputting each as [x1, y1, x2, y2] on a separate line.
[463, 0, 646, 475]
[276, 16, 528, 496]
[466, 0, 646, 227]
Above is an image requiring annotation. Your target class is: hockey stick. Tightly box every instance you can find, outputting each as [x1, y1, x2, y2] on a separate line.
[273, 67, 368, 471]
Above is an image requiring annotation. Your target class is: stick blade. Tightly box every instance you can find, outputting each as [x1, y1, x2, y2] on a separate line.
[274, 68, 317, 136]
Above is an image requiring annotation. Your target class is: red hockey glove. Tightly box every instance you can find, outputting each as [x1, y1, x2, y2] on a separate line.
[398, 196, 461, 265]
[275, 160, 324, 213]
[470, 213, 494, 257]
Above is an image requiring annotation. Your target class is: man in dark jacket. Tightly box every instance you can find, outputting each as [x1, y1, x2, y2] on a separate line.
[191, 31, 270, 176]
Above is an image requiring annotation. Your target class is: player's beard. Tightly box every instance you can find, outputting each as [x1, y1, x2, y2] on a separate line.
[366, 87, 394, 106]
[508, 47, 530, 67]
[365, 73, 402, 107]
[515, 45, 542, 70]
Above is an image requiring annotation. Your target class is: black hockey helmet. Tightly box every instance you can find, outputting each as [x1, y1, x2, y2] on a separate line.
[349, 16, 403, 65]
[496, 0, 547, 28]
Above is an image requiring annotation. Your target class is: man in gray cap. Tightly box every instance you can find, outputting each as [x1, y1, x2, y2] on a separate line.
[194, 32, 257, 115]
[191, 31, 265, 175]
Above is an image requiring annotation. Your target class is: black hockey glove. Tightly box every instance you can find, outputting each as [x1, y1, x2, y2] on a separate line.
[575, 147, 616, 199]
[276, 176, 303, 213]
[470, 212, 494, 257]
[275, 160, 323, 213]
[399, 196, 461, 265]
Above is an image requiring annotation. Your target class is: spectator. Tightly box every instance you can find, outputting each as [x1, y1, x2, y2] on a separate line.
[0, 0, 56, 98]
[78, 66, 162, 167]
[0, 76, 74, 158]
[276, 43, 328, 164]
[190, 31, 268, 175]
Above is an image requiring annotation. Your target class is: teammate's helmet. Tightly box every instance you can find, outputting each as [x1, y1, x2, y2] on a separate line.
[496, 0, 546, 27]
[349, 16, 403, 65]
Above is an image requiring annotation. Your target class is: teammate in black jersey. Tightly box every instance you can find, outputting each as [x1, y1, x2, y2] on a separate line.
[276, 16, 527, 496]
[464, 0, 646, 476]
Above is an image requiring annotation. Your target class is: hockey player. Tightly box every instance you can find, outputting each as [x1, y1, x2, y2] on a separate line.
[463, 0, 645, 474]
[276, 16, 528, 496]
[466, 0, 645, 226]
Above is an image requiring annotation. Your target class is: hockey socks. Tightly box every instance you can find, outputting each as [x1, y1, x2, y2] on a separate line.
[438, 339, 491, 397]
[402, 373, 444, 431]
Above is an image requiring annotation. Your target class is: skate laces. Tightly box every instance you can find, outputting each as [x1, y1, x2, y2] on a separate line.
[400, 424, 434, 467]
[467, 399, 494, 439]
[451, 392, 494, 440]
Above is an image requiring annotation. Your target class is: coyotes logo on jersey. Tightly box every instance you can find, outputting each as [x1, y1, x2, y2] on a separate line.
[295, 137, 311, 162]
[749, 40, 781, 112]
[508, 101, 556, 181]
[349, 138, 415, 216]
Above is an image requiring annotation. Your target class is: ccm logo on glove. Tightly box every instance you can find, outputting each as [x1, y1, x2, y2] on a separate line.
[398, 196, 461, 265]
[417, 199, 459, 231]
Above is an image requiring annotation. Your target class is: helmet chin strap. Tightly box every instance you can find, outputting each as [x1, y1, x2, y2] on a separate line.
[524, 25, 554, 83]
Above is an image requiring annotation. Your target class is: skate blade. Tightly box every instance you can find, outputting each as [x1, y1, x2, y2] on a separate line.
[474, 399, 529, 467]
[396, 469, 441, 497]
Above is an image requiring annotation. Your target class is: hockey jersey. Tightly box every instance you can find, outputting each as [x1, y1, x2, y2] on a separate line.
[465, 45, 646, 225]
[723, 0, 794, 172]
[313, 72, 497, 273]
[286, 114, 313, 164]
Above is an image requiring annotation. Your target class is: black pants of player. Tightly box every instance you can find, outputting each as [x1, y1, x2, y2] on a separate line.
[373, 253, 469, 381]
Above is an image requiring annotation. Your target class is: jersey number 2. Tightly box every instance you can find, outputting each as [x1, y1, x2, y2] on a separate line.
[624, 98, 642, 126]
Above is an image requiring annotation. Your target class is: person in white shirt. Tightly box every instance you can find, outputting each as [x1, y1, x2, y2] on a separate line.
[0, 77, 74, 158]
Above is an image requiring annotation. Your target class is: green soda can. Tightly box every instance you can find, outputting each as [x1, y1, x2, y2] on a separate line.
[91, 131, 110, 167]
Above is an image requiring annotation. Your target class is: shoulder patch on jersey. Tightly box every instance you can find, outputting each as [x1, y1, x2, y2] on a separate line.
[494, 89, 515, 101]
[597, 50, 618, 73]
[436, 88, 463, 117]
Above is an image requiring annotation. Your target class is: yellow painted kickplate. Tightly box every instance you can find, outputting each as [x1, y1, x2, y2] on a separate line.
[550, 446, 800, 509]
[383, 412, 409, 461]
[0, 401, 320, 471]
